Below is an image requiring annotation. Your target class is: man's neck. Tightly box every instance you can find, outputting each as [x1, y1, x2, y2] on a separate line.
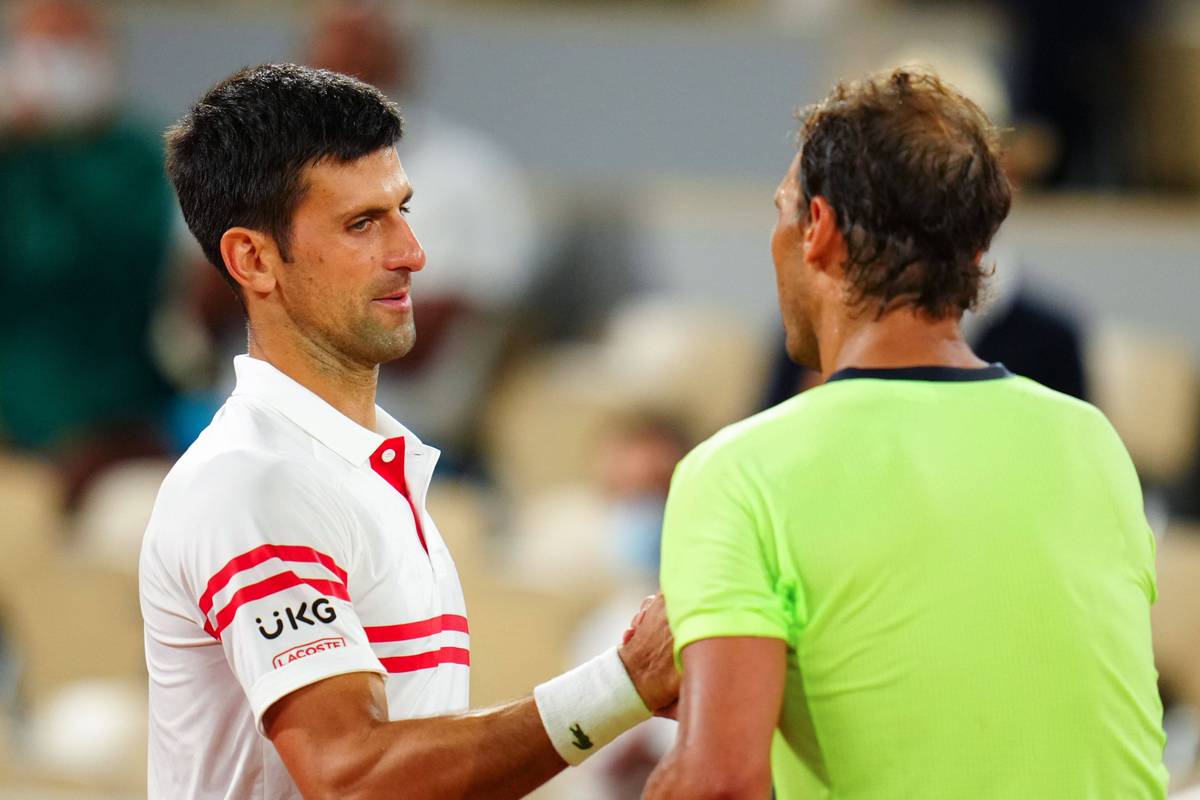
[248, 329, 380, 431]
[818, 306, 986, 381]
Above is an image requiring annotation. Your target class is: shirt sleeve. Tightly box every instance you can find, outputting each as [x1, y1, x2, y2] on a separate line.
[1087, 407, 1159, 605]
[659, 439, 792, 665]
[178, 455, 386, 733]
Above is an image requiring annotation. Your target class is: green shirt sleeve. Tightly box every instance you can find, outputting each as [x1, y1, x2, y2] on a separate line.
[1087, 406, 1159, 605]
[660, 439, 791, 664]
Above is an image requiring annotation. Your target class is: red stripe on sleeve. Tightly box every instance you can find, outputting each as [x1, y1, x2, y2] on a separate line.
[379, 646, 471, 673]
[364, 614, 469, 643]
[208, 571, 350, 640]
[199, 544, 349, 617]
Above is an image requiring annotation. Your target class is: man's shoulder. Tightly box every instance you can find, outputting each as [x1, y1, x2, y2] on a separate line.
[1002, 373, 1099, 414]
[685, 389, 838, 464]
[146, 401, 343, 549]
[672, 396, 825, 492]
[168, 397, 326, 489]
[676, 372, 1111, 475]
[987, 375, 1122, 447]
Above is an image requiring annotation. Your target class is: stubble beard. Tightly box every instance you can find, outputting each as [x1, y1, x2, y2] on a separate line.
[784, 310, 821, 372]
[342, 306, 416, 367]
[296, 294, 417, 372]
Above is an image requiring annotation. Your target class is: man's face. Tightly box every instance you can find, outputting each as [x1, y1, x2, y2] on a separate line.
[277, 146, 425, 369]
[771, 154, 820, 369]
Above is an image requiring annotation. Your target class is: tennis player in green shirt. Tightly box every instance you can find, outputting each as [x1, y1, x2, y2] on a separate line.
[645, 68, 1168, 799]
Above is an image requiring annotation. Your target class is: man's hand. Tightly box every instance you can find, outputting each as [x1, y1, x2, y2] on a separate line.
[617, 593, 679, 713]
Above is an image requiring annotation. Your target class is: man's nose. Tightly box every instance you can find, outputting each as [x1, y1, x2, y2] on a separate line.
[385, 215, 426, 272]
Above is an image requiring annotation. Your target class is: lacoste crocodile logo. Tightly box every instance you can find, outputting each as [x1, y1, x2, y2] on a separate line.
[569, 723, 593, 751]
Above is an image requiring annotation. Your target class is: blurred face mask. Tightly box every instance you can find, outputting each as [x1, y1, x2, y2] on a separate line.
[0, 38, 117, 130]
[609, 495, 666, 580]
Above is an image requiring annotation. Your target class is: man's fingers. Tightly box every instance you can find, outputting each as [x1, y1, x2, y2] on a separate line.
[617, 593, 679, 710]
[626, 594, 657, 632]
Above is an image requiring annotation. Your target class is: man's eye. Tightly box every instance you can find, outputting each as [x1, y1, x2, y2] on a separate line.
[399, 204, 412, 215]
[350, 218, 372, 232]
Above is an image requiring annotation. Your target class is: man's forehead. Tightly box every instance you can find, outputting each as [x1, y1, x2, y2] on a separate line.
[786, 152, 803, 182]
[302, 146, 410, 206]
[777, 154, 802, 197]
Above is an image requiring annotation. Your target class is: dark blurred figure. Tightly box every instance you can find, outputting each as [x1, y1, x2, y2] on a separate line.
[965, 265, 1087, 399]
[1169, 443, 1200, 524]
[999, 0, 1152, 188]
[0, 0, 175, 509]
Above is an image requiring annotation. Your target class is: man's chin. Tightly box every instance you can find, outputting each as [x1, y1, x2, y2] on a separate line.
[785, 332, 820, 372]
[372, 338, 416, 366]
[347, 325, 416, 368]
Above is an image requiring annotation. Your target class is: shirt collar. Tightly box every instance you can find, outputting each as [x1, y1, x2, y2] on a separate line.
[230, 354, 436, 466]
[825, 363, 1013, 384]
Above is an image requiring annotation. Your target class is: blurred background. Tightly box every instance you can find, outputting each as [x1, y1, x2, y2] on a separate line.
[2, 0, 1200, 797]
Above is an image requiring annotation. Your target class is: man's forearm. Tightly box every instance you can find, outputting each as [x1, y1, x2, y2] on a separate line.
[270, 601, 678, 799]
[645, 747, 772, 800]
[331, 696, 565, 800]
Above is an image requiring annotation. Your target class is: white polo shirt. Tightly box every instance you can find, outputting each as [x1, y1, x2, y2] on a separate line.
[139, 355, 469, 800]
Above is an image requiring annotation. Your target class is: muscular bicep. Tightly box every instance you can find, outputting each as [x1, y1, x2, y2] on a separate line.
[678, 637, 787, 793]
[265, 671, 389, 799]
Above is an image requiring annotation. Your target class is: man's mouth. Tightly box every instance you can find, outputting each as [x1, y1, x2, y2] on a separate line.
[372, 290, 411, 312]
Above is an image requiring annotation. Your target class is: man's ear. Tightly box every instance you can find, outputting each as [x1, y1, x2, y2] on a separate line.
[220, 227, 282, 297]
[803, 196, 847, 277]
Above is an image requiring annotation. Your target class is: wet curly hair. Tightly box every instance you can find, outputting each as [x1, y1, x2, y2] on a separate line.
[797, 67, 1012, 318]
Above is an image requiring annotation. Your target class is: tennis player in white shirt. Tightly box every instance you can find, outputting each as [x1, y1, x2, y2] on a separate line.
[139, 63, 678, 800]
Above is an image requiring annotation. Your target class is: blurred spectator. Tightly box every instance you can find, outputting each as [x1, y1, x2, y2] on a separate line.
[0, 0, 176, 510]
[594, 412, 689, 581]
[997, 0, 1152, 188]
[1170, 439, 1200, 524]
[552, 412, 687, 798]
[963, 252, 1087, 399]
[505, 407, 693, 596]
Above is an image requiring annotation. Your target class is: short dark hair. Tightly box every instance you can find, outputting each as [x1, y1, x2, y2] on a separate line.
[797, 67, 1012, 318]
[165, 63, 403, 291]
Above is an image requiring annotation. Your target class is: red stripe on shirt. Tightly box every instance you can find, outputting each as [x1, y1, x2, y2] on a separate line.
[199, 544, 349, 617]
[207, 571, 350, 640]
[379, 646, 471, 673]
[364, 614, 469, 643]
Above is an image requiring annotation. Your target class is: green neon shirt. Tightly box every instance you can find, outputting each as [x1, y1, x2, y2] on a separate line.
[661, 365, 1167, 799]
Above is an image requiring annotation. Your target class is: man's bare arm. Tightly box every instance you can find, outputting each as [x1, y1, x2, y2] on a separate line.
[267, 674, 562, 800]
[266, 594, 677, 800]
[643, 636, 786, 800]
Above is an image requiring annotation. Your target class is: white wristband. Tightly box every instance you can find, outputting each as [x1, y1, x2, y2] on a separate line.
[533, 646, 653, 766]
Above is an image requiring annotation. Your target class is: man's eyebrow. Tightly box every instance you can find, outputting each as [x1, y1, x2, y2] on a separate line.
[342, 188, 415, 221]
